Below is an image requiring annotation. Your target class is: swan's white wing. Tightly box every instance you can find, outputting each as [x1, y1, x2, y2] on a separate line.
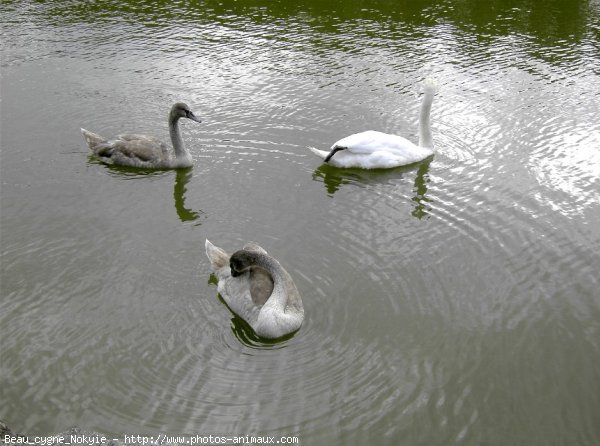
[218, 268, 264, 326]
[325, 151, 401, 169]
[333, 130, 415, 154]
[330, 148, 433, 169]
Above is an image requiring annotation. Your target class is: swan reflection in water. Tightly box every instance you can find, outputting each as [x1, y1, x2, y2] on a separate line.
[87, 159, 204, 223]
[311, 159, 433, 220]
[173, 168, 203, 223]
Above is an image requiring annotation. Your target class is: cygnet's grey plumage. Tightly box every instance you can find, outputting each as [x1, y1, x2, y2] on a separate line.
[81, 102, 201, 169]
[205, 239, 304, 339]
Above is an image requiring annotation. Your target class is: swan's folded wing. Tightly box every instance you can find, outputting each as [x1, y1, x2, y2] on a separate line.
[116, 134, 161, 143]
[249, 267, 274, 306]
[219, 276, 263, 324]
[111, 139, 161, 162]
[333, 130, 386, 154]
[338, 130, 414, 154]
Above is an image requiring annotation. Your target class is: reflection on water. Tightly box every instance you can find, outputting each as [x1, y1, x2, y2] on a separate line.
[87, 158, 203, 223]
[410, 160, 432, 220]
[89, 157, 167, 178]
[311, 164, 356, 195]
[312, 159, 433, 219]
[221, 299, 298, 350]
[173, 169, 202, 223]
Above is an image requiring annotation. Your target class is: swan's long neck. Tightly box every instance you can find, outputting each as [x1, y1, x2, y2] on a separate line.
[418, 86, 436, 150]
[248, 253, 290, 311]
[168, 113, 190, 162]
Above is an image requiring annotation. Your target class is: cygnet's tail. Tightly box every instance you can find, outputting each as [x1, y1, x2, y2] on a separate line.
[80, 128, 106, 152]
[205, 239, 230, 272]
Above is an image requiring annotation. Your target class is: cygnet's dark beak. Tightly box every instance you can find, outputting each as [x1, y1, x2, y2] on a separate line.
[231, 269, 243, 278]
[187, 111, 202, 123]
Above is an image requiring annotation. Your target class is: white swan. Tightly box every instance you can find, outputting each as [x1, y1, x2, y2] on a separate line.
[81, 102, 201, 169]
[205, 239, 304, 339]
[309, 79, 438, 169]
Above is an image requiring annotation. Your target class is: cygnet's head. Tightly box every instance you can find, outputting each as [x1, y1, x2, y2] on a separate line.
[171, 102, 202, 123]
[230, 250, 256, 277]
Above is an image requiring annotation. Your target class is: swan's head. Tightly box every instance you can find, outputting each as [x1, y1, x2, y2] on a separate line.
[230, 250, 256, 277]
[171, 102, 202, 123]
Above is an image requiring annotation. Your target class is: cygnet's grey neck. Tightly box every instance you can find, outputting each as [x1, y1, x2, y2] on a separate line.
[168, 114, 188, 159]
[234, 251, 289, 311]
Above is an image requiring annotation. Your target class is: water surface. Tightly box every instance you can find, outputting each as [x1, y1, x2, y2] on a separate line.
[1, 1, 600, 444]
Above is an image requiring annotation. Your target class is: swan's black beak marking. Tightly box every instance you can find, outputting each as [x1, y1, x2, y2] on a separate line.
[324, 146, 346, 163]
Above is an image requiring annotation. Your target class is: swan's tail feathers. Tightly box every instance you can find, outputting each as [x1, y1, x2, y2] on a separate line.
[81, 128, 106, 152]
[308, 147, 329, 160]
[205, 239, 230, 271]
[422, 78, 439, 96]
